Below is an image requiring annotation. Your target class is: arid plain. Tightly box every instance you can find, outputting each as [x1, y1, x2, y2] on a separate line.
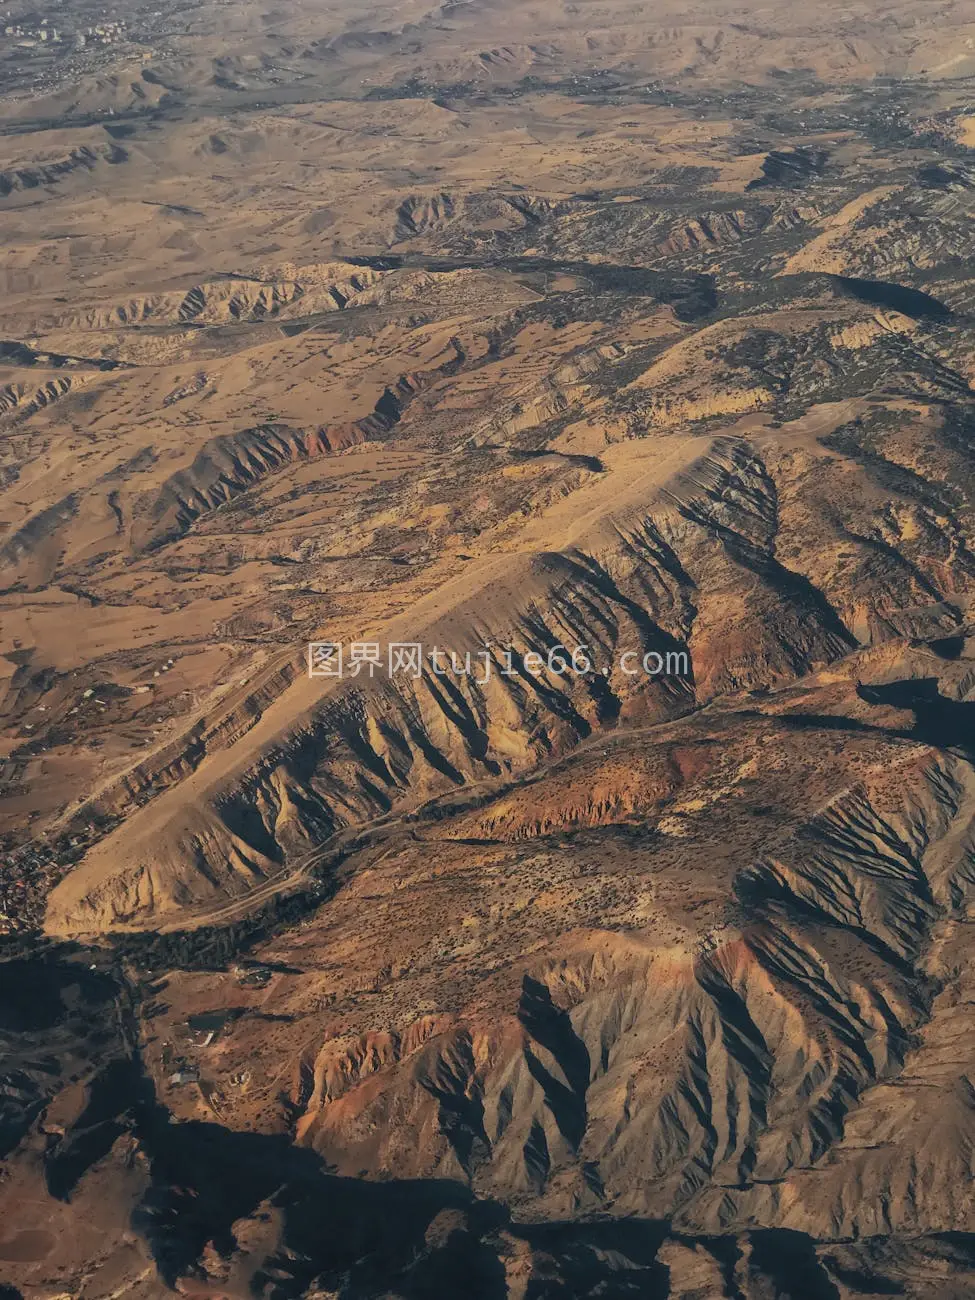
[5, 0, 975, 1295]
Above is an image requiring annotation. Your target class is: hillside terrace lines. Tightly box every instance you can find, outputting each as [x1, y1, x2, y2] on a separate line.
[0, 327, 466, 582]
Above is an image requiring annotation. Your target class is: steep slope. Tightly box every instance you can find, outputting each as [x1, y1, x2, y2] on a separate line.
[6, 1, 975, 1293]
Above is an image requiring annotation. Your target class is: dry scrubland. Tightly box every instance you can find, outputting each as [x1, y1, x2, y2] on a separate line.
[5, 0, 975, 1295]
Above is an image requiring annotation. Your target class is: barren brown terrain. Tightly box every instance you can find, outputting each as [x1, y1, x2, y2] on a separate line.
[4, 0, 975, 1295]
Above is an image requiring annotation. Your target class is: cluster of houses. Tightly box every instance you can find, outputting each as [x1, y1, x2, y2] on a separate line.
[1, 13, 127, 56]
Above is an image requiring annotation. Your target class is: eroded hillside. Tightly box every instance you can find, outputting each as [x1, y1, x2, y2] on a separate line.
[4, 0, 975, 1295]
